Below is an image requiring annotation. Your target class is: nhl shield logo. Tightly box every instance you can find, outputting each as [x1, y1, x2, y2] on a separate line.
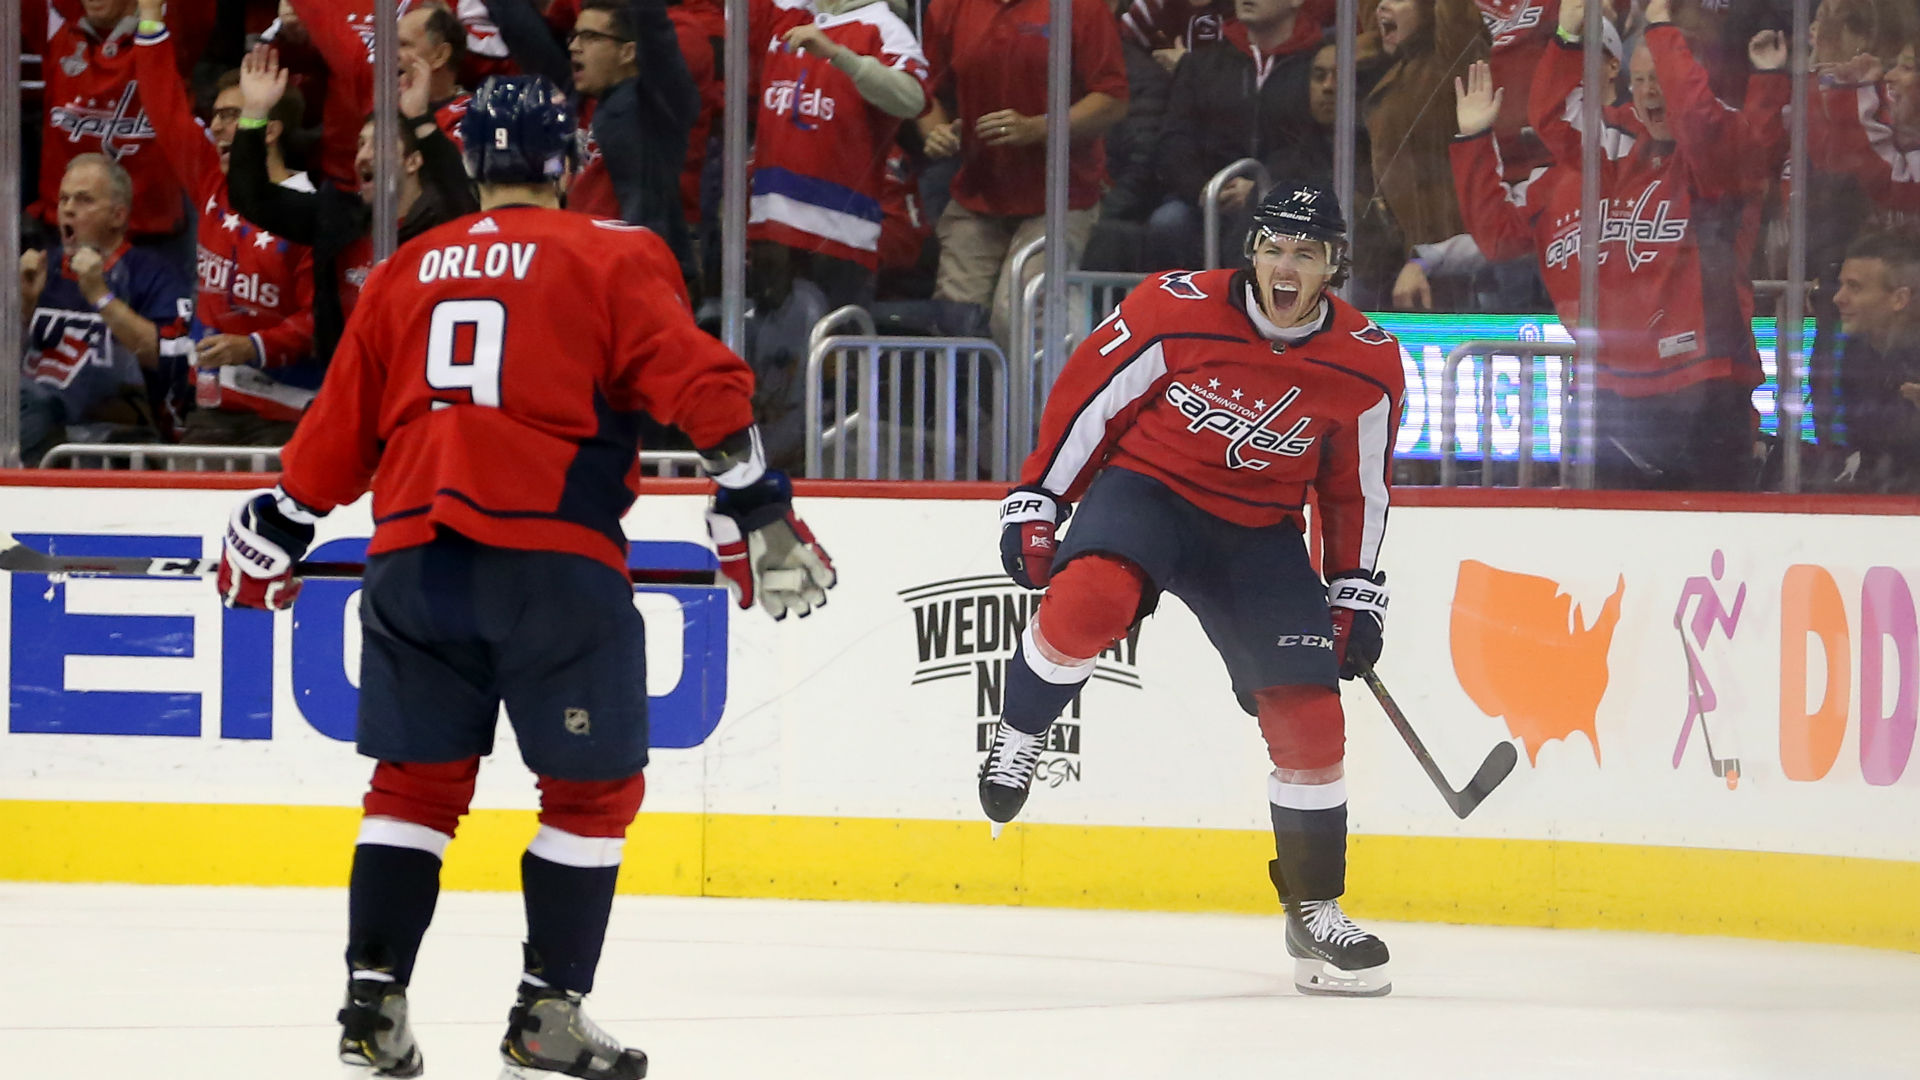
[563, 708, 591, 736]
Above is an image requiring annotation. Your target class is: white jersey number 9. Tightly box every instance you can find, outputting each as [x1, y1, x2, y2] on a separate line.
[425, 299, 506, 407]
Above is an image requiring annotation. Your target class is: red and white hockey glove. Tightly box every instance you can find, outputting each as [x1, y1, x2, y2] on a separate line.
[1327, 570, 1388, 680]
[706, 469, 837, 619]
[218, 486, 317, 611]
[999, 486, 1065, 589]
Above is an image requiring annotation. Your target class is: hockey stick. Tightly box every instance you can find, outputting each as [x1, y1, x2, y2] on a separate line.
[0, 540, 719, 587]
[1360, 664, 1518, 820]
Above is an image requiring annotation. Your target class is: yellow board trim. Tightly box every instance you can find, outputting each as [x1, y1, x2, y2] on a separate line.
[5, 800, 1914, 952]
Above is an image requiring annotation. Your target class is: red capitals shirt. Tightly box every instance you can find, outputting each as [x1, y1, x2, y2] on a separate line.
[1022, 268, 1402, 576]
[39, 14, 188, 238]
[1453, 29, 1786, 398]
[1475, 0, 1557, 182]
[287, 0, 376, 187]
[747, 0, 929, 268]
[135, 27, 317, 388]
[279, 207, 758, 574]
[922, 0, 1129, 217]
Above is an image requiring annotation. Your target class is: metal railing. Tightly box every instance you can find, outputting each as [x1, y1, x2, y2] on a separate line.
[804, 335, 1010, 481]
[36, 443, 715, 479]
[1012, 270, 1147, 460]
[39, 444, 284, 471]
[1438, 340, 1580, 489]
[1202, 158, 1271, 270]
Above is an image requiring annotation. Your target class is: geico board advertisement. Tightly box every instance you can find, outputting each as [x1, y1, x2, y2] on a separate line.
[1, 484, 1917, 863]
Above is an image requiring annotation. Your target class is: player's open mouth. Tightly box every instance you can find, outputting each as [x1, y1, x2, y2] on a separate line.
[59, 222, 75, 244]
[1272, 282, 1301, 312]
[1644, 105, 1667, 126]
[1378, 11, 1400, 47]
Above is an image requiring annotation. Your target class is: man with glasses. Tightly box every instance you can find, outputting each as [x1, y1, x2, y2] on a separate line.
[987, 180, 1404, 998]
[136, 0, 320, 444]
[481, 0, 702, 276]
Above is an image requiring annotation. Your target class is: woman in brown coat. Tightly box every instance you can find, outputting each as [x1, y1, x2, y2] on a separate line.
[1360, 0, 1489, 304]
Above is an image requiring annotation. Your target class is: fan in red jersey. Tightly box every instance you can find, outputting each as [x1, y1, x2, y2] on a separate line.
[38, 0, 189, 244]
[1450, 0, 1789, 491]
[985, 179, 1404, 999]
[745, 0, 930, 311]
[134, 0, 319, 445]
[213, 75, 833, 1080]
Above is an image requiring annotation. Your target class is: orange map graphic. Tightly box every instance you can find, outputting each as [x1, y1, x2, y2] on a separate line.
[1450, 561, 1624, 765]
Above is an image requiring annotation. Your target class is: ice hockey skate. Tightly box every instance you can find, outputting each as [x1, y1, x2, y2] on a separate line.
[338, 950, 424, 1078]
[1285, 898, 1391, 997]
[978, 721, 1049, 836]
[499, 976, 648, 1079]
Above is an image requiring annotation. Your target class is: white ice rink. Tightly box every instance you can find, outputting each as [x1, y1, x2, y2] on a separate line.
[4, 884, 1917, 1080]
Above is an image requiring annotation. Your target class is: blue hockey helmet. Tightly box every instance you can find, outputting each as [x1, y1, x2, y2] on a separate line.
[461, 75, 579, 186]
[1246, 178, 1350, 286]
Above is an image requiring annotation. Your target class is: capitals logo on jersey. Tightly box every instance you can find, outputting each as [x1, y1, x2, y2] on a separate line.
[763, 66, 836, 128]
[49, 83, 156, 158]
[1164, 381, 1316, 470]
[1479, 0, 1548, 50]
[1545, 181, 1690, 272]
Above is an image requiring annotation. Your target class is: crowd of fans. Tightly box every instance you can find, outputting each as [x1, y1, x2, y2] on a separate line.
[14, 0, 1920, 490]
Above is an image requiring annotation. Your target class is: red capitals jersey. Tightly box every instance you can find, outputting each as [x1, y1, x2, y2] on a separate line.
[1475, 0, 1557, 181]
[746, 0, 928, 268]
[1454, 29, 1786, 397]
[1811, 82, 1920, 216]
[39, 15, 188, 238]
[287, 0, 376, 187]
[135, 29, 316, 377]
[279, 208, 757, 574]
[1022, 269, 1402, 576]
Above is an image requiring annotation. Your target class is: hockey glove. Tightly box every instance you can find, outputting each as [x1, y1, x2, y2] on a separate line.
[706, 469, 837, 619]
[219, 486, 317, 611]
[1327, 570, 1388, 680]
[999, 486, 1065, 589]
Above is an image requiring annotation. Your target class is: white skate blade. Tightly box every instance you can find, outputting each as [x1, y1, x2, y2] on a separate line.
[1292, 956, 1391, 997]
[989, 820, 1005, 840]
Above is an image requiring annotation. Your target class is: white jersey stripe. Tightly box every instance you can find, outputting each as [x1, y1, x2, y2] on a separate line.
[1040, 341, 1169, 495]
[749, 191, 884, 252]
[1354, 393, 1393, 572]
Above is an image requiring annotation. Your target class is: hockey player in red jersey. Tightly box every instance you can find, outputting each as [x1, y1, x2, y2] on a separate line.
[986, 180, 1404, 997]
[213, 76, 835, 1078]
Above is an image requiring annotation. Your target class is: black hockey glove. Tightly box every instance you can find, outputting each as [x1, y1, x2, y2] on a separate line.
[706, 469, 837, 619]
[1327, 570, 1388, 680]
[999, 486, 1066, 589]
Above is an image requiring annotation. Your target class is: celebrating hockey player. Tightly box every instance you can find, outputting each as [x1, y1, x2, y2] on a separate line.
[213, 76, 835, 1078]
[985, 180, 1404, 997]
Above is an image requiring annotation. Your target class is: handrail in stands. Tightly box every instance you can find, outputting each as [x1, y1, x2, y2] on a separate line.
[1201, 158, 1271, 270]
[804, 334, 1010, 482]
[1438, 339, 1579, 489]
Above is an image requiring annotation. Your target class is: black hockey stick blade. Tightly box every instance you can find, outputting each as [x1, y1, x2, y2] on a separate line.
[1361, 664, 1517, 819]
[0, 541, 719, 587]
